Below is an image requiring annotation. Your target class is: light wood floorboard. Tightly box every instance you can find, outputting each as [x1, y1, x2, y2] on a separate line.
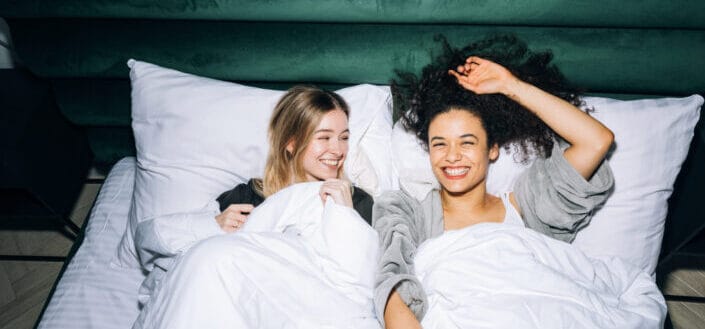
[0, 182, 98, 329]
[668, 301, 705, 329]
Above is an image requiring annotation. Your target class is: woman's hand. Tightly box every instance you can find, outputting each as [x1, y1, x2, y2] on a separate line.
[215, 204, 254, 233]
[448, 56, 520, 96]
[319, 179, 354, 208]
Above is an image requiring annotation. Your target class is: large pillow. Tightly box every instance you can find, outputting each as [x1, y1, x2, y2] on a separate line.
[115, 59, 394, 268]
[393, 95, 703, 274]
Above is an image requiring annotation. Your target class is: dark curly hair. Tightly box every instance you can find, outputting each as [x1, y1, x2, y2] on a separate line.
[392, 35, 584, 161]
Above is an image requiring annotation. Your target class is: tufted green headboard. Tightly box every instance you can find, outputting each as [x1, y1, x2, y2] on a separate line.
[3, 0, 705, 165]
[2, 0, 704, 275]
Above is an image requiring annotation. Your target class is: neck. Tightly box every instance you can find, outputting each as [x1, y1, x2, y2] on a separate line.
[440, 183, 490, 214]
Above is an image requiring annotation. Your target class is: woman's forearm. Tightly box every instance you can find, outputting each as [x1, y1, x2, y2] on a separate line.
[384, 290, 422, 329]
[503, 78, 614, 179]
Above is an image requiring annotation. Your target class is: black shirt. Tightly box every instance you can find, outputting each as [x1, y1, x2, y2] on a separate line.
[216, 179, 374, 225]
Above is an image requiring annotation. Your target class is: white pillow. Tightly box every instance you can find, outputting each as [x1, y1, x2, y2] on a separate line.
[573, 95, 702, 274]
[393, 95, 703, 274]
[115, 59, 394, 268]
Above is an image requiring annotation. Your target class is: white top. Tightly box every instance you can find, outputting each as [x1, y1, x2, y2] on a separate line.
[501, 192, 524, 227]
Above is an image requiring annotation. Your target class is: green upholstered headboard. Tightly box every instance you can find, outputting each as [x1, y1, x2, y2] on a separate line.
[2, 0, 704, 266]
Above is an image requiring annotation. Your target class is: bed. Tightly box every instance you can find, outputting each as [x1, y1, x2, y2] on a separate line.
[1, 1, 704, 328]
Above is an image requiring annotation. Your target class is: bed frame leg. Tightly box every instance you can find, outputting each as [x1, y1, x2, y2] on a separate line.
[663, 294, 705, 304]
[61, 216, 81, 238]
[0, 255, 66, 262]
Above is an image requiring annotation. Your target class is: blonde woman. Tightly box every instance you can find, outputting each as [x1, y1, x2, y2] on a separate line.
[132, 86, 376, 328]
[214, 85, 373, 232]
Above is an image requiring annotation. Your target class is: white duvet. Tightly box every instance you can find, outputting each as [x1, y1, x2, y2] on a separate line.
[416, 223, 666, 329]
[136, 181, 665, 329]
[134, 182, 381, 329]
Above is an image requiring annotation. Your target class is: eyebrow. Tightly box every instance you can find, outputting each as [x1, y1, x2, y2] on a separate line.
[430, 136, 445, 142]
[314, 128, 350, 134]
[430, 133, 477, 141]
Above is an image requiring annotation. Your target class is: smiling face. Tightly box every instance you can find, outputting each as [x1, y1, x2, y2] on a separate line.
[289, 109, 349, 182]
[428, 109, 499, 196]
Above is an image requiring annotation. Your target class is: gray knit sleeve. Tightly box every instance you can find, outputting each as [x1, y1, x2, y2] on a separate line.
[372, 190, 429, 325]
[514, 142, 614, 243]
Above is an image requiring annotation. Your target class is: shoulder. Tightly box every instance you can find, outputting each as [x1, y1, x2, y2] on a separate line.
[376, 189, 415, 206]
[352, 186, 374, 225]
[352, 186, 373, 204]
[216, 178, 264, 211]
[372, 189, 440, 243]
[373, 189, 425, 220]
[515, 141, 613, 200]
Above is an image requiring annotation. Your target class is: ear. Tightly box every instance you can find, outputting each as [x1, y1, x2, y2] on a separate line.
[489, 143, 499, 162]
[286, 139, 295, 154]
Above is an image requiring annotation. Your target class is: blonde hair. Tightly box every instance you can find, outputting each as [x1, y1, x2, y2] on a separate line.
[260, 86, 349, 197]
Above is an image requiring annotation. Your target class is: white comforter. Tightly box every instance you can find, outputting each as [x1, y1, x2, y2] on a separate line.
[416, 223, 666, 329]
[134, 182, 380, 329]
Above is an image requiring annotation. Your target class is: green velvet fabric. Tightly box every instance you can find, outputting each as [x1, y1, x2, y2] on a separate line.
[4, 5, 705, 167]
[2, 0, 705, 29]
[53, 79, 130, 126]
[52, 77, 693, 128]
[9, 19, 705, 96]
[85, 127, 135, 166]
[53, 80, 349, 126]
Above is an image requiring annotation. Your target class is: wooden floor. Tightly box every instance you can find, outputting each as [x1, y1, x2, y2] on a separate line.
[0, 182, 100, 329]
[659, 253, 705, 329]
[1, 182, 704, 328]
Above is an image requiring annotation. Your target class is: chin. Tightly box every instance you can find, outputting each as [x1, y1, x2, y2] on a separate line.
[313, 170, 340, 181]
[439, 178, 482, 195]
[442, 186, 470, 195]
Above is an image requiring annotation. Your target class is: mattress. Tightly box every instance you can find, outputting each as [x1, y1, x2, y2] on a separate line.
[37, 157, 145, 329]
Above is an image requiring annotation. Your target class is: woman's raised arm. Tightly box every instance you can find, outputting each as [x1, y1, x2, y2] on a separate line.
[449, 56, 614, 179]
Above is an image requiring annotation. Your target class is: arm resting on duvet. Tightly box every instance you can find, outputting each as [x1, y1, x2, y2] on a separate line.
[513, 141, 614, 243]
[373, 190, 428, 326]
[134, 200, 224, 273]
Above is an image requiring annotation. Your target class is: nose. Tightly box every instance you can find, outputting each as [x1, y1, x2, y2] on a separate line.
[445, 143, 462, 162]
[329, 138, 346, 156]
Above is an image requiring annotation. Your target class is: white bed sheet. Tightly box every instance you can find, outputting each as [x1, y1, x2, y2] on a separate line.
[38, 157, 145, 329]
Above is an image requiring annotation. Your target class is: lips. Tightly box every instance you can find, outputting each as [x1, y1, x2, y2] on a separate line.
[443, 166, 469, 179]
[320, 159, 340, 167]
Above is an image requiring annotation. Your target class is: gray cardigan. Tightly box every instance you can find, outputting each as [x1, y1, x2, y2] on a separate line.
[372, 143, 614, 324]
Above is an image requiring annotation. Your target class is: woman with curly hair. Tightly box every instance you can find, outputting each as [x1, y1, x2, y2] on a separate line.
[374, 36, 616, 328]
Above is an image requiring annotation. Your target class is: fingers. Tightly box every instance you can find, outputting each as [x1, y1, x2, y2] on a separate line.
[319, 179, 354, 208]
[448, 69, 464, 81]
[450, 56, 510, 94]
[455, 57, 483, 75]
[216, 213, 246, 233]
[465, 56, 487, 66]
[450, 57, 484, 85]
[225, 203, 254, 214]
[448, 69, 479, 92]
[216, 203, 253, 233]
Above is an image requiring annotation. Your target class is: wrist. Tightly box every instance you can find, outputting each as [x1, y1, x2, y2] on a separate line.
[501, 76, 525, 100]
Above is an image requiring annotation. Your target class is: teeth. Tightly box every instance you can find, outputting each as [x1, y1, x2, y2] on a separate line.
[321, 159, 339, 166]
[444, 167, 469, 176]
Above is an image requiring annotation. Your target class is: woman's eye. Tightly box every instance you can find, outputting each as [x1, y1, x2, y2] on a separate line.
[340, 135, 349, 141]
[318, 136, 330, 141]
